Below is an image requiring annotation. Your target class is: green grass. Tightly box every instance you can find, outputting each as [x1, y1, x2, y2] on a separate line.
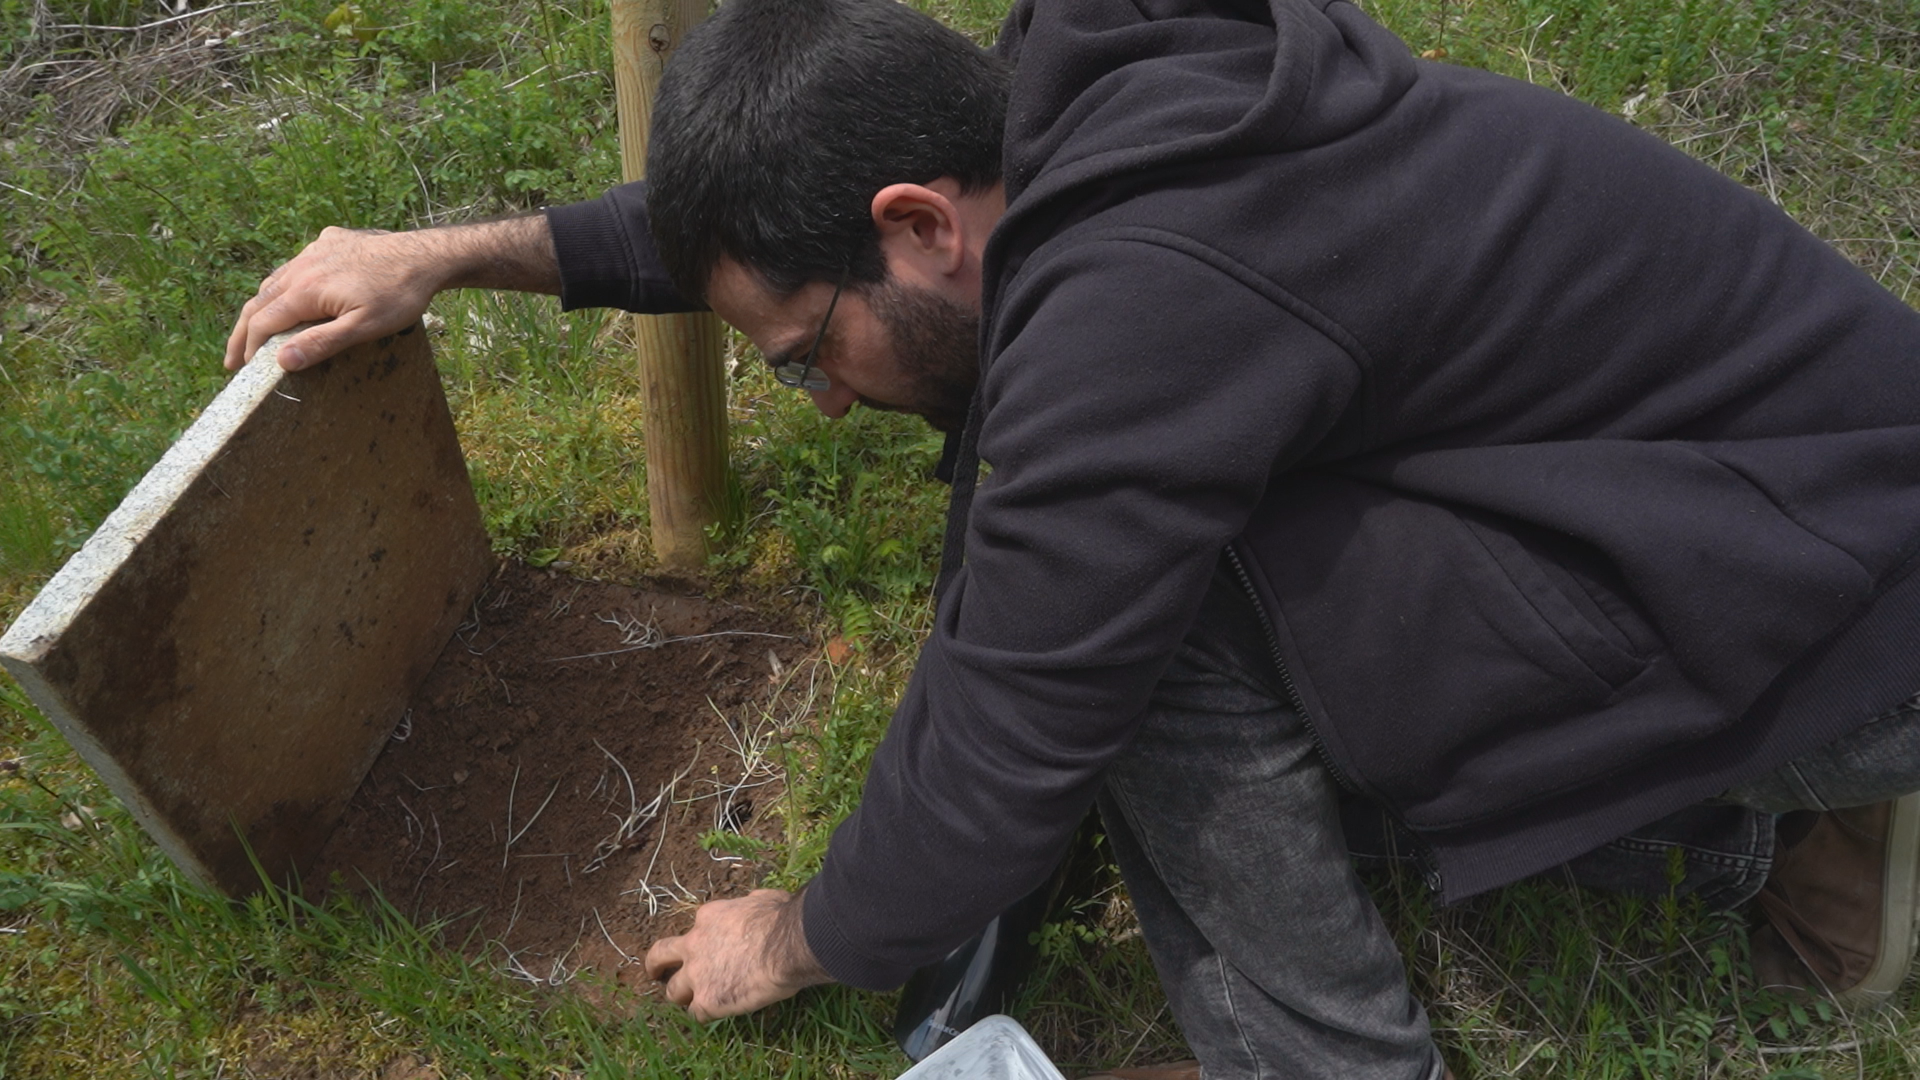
[2, 0, 1917, 1075]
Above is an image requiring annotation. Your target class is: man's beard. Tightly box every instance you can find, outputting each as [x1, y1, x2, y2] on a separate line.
[860, 276, 980, 434]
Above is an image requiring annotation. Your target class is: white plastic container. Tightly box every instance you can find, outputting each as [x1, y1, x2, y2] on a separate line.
[895, 1015, 1067, 1080]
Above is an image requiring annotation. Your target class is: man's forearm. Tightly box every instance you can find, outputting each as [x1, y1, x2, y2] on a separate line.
[419, 214, 562, 296]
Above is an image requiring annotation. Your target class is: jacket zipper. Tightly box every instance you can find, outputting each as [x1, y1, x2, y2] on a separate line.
[1221, 543, 1445, 893]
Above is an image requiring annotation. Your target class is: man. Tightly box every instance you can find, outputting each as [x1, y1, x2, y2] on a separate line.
[228, 0, 1920, 1075]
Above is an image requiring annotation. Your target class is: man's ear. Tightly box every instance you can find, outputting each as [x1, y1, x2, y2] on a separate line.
[871, 182, 966, 280]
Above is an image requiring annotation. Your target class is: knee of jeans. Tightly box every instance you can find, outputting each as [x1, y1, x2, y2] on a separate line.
[1726, 696, 1920, 812]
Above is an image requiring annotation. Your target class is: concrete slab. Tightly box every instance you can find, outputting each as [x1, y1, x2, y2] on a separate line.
[1, 325, 493, 895]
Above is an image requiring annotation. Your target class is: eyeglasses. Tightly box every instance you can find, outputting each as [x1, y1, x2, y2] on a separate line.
[769, 269, 847, 392]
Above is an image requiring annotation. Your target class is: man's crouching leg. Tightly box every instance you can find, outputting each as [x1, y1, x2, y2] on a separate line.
[1088, 562, 1445, 1080]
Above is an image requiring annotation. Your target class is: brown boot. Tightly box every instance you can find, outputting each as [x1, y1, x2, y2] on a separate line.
[1751, 792, 1920, 1008]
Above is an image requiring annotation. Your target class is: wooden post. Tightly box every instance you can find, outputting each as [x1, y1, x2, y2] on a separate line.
[611, 0, 728, 571]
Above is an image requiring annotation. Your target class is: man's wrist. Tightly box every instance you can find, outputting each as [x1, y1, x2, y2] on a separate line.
[773, 886, 833, 990]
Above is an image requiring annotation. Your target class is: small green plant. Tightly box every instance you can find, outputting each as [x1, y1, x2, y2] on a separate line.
[699, 829, 772, 861]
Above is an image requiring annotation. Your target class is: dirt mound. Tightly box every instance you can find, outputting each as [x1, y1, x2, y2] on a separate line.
[313, 561, 817, 993]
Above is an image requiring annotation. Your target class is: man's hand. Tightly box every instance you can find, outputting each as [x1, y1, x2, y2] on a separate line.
[225, 215, 560, 372]
[645, 888, 833, 1021]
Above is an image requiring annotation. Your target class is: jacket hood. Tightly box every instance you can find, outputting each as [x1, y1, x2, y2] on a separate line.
[992, 0, 1418, 219]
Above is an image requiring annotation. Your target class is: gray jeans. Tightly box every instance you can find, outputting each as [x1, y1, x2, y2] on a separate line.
[1103, 559, 1920, 1080]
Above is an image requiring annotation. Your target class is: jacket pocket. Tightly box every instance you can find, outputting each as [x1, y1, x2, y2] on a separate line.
[1455, 513, 1647, 689]
[1244, 475, 1719, 831]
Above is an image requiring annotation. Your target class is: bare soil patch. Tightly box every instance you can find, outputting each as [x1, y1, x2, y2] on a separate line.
[312, 561, 817, 993]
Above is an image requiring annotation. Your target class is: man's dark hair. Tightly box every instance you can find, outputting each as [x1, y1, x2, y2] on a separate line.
[646, 0, 1010, 301]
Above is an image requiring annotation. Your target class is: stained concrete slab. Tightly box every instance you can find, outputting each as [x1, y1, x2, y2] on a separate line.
[0, 325, 493, 896]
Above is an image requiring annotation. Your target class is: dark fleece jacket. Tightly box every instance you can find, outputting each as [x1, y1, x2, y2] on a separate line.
[547, 0, 1920, 991]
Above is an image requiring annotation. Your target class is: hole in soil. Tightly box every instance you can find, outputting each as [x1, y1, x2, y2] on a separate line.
[313, 561, 816, 993]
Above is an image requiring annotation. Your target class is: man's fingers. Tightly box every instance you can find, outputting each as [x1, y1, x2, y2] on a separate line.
[660, 960, 698, 1006]
[226, 282, 283, 369]
[644, 935, 686, 983]
[277, 311, 377, 371]
[241, 299, 308, 368]
[651, 937, 699, 1010]
[225, 315, 251, 370]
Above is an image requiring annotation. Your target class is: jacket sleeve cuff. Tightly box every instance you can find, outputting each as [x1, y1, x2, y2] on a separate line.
[544, 182, 708, 314]
[801, 875, 917, 991]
